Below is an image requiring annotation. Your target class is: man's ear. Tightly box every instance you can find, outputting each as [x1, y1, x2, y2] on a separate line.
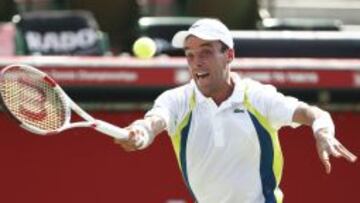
[226, 49, 235, 64]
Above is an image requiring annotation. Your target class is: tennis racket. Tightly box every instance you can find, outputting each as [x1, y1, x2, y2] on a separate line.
[0, 64, 129, 139]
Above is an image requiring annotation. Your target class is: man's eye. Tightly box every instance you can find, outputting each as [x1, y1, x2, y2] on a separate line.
[186, 53, 194, 60]
[201, 49, 212, 57]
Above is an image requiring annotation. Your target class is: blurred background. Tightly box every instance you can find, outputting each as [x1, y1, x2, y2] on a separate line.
[0, 0, 359, 203]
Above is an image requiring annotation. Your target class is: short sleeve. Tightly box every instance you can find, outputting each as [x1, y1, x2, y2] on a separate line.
[246, 79, 301, 130]
[266, 90, 300, 129]
[145, 85, 191, 135]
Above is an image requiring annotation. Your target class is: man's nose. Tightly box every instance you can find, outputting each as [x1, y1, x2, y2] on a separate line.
[194, 56, 204, 68]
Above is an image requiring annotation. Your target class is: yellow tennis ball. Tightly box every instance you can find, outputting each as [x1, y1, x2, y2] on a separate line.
[132, 37, 156, 59]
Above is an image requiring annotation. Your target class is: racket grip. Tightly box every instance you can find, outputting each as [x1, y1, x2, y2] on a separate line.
[93, 120, 129, 140]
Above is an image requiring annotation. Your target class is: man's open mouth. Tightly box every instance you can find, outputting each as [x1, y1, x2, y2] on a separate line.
[196, 72, 210, 79]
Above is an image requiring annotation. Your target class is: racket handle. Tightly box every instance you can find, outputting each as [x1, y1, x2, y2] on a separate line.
[93, 120, 129, 140]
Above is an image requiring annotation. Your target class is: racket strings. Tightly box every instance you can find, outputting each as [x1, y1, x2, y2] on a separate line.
[0, 68, 66, 131]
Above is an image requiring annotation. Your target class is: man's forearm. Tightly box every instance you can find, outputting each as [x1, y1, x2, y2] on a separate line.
[144, 115, 167, 136]
[293, 103, 330, 128]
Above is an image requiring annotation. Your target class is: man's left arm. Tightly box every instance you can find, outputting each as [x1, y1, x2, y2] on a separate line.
[292, 103, 357, 174]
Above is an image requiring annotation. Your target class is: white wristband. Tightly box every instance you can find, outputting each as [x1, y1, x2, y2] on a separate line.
[312, 114, 335, 136]
[131, 120, 154, 150]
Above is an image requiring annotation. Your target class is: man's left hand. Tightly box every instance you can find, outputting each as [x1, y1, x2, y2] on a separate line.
[314, 128, 357, 174]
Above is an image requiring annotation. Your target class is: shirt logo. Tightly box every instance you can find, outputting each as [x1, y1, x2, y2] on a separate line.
[234, 108, 245, 113]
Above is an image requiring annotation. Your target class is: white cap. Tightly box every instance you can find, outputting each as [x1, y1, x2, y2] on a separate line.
[172, 18, 234, 49]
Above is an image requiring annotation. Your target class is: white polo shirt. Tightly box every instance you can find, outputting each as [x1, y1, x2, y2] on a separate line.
[146, 73, 300, 203]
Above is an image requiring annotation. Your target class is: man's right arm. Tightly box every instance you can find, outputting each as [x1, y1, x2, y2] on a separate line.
[113, 115, 167, 152]
[114, 86, 186, 151]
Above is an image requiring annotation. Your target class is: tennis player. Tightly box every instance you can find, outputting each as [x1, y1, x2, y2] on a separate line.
[114, 18, 357, 203]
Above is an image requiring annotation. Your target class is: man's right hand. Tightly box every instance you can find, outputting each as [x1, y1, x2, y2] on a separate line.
[113, 126, 147, 151]
[113, 117, 166, 151]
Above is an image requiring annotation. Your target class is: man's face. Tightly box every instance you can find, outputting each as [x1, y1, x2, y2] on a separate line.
[184, 36, 233, 97]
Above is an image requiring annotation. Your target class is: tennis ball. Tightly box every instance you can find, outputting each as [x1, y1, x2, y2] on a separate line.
[132, 37, 157, 59]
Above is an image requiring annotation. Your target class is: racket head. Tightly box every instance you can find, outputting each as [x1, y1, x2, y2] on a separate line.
[0, 64, 71, 135]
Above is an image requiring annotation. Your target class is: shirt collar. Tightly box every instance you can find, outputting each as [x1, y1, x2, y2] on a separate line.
[228, 73, 245, 104]
[191, 80, 208, 104]
[191, 72, 245, 105]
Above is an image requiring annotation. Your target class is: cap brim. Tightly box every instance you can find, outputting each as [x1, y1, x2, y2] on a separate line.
[171, 31, 191, 48]
[172, 30, 226, 48]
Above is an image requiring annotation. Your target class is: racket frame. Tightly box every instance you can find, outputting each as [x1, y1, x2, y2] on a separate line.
[0, 64, 91, 135]
[1, 64, 129, 140]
